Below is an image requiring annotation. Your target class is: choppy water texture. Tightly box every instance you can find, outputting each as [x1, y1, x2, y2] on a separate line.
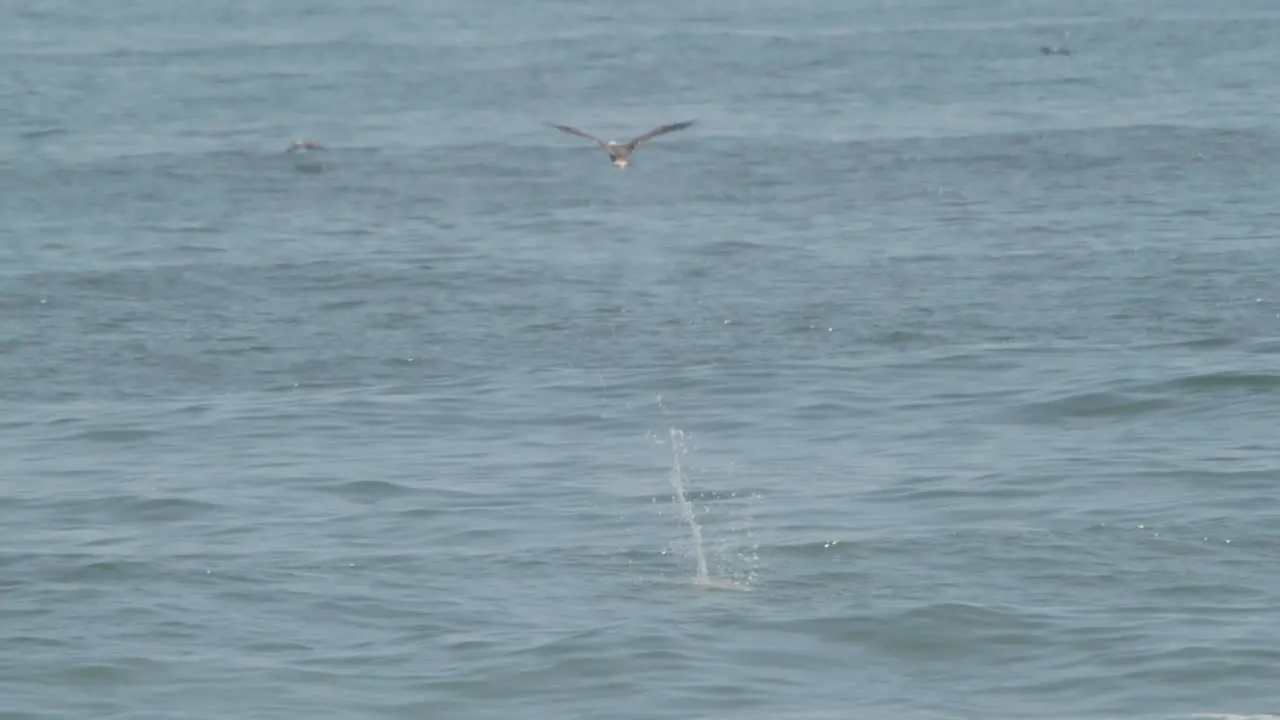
[3, 1, 1280, 718]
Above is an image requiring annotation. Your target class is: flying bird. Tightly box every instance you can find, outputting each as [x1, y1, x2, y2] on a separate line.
[547, 120, 695, 168]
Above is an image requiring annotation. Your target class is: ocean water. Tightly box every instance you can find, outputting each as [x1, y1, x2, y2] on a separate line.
[3, 0, 1279, 718]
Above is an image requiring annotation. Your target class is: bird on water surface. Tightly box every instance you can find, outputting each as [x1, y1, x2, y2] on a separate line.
[285, 140, 326, 153]
[547, 120, 695, 168]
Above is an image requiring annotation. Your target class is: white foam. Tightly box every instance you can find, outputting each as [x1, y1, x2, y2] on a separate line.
[667, 428, 709, 583]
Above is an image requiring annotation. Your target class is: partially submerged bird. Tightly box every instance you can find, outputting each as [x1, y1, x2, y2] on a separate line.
[1040, 45, 1071, 56]
[285, 140, 326, 153]
[547, 120, 695, 168]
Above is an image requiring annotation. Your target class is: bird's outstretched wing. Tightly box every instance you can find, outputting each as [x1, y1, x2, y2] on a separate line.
[548, 123, 611, 150]
[625, 120, 695, 150]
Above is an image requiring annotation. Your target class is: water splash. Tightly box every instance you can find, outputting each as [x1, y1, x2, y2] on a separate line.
[667, 428, 710, 583]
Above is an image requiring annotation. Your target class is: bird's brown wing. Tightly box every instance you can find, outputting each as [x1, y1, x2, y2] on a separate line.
[625, 120, 695, 151]
[548, 123, 611, 150]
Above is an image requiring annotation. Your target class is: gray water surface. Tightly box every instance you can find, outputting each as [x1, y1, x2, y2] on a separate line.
[3, 1, 1279, 718]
